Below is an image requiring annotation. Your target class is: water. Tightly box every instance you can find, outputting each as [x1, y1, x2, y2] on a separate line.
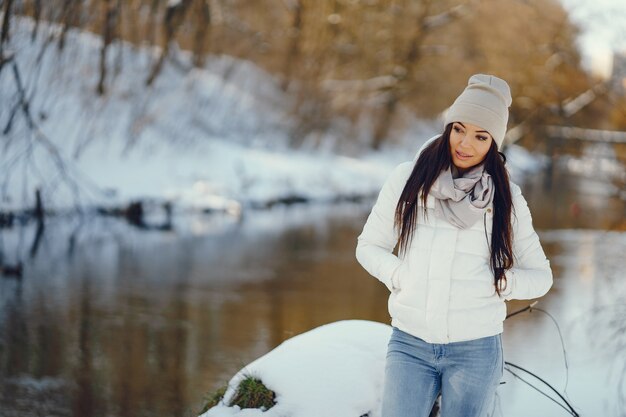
[0, 167, 625, 417]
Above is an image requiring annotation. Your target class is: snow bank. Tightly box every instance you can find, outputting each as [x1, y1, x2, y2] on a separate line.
[0, 17, 417, 212]
[203, 320, 392, 417]
[1, 18, 545, 214]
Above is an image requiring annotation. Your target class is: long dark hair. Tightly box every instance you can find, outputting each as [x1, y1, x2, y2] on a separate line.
[394, 123, 514, 296]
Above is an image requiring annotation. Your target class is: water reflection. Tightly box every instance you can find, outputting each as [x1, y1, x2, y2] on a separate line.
[0, 165, 625, 416]
[0, 205, 392, 416]
[521, 167, 625, 230]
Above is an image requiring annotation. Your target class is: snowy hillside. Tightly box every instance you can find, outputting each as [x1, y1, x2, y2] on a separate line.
[0, 17, 540, 214]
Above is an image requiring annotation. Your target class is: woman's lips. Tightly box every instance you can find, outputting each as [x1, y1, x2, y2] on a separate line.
[455, 150, 473, 160]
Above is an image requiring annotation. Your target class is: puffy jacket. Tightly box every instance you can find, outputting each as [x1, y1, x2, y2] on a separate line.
[356, 138, 553, 343]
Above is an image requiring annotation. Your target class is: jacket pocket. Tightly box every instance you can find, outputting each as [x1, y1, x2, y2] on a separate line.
[390, 260, 408, 292]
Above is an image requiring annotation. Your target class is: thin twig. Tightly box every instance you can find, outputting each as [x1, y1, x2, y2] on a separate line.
[504, 366, 575, 415]
[531, 307, 571, 400]
[504, 302, 578, 415]
[505, 300, 539, 319]
[505, 362, 580, 416]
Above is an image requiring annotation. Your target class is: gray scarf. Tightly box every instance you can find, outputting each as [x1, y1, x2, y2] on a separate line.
[429, 164, 494, 229]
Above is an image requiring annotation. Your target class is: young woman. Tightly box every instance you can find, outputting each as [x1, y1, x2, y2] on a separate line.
[355, 74, 553, 417]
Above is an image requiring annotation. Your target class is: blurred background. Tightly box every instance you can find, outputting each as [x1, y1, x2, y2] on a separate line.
[0, 0, 625, 416]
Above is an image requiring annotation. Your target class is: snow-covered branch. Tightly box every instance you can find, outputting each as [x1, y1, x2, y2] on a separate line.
[423, 4, 470, 30]
[321, 75, 397, 93]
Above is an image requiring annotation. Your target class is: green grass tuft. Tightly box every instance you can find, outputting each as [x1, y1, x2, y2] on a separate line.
[228, 375, 276, 410]
[198, 375, 276, 414]
[199, 385, 227, 414]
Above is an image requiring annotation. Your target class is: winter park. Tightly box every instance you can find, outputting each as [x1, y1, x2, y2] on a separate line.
[1, 1, 626, 416]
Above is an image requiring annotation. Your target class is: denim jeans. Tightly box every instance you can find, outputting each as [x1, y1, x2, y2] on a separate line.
[381, 327, 503, 417]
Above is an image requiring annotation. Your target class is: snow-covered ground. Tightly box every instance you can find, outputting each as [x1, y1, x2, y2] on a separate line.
[203, 320, 391, 417]
[1, 17, 542, 214]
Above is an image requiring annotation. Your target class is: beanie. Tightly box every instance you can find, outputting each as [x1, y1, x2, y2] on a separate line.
[443, 74, 512, 148]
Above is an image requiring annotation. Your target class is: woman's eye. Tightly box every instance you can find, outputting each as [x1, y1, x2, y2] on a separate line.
[477, 135, 488, 141]
[453, 126, 462, 133]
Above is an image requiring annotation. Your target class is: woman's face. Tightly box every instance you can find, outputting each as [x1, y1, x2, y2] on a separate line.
[449, 122, 493, 172]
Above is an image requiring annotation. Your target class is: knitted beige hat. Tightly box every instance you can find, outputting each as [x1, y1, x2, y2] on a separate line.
[444, 74, 512, 148]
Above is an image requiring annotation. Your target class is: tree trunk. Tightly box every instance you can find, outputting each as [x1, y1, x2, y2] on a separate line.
[370, 1, 431, 149]
[146, 0, 160, 47]
[29, 188, 45, 258]
[281, 0, 303, 91]
[145, 0, 193, 86]
[58, 0, 82, 51]
[97, 0, 118, 95]
[371, 90, 399, 150]
[1, 0, 14, 51]
[31, 0, 42, 41]
[192, 0, 211, 68]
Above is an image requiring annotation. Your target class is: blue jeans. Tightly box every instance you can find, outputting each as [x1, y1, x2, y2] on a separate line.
[381, 327, 503, 417]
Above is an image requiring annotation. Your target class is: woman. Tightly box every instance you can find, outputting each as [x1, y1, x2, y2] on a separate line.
[355, 74, 552, 417]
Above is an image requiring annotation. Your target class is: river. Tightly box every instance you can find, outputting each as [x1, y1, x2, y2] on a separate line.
[0, 163, 625, 417]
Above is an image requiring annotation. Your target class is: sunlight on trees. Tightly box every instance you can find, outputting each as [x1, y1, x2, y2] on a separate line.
[2, 0, 615, 150]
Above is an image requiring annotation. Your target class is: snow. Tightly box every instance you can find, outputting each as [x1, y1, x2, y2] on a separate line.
[0, 17, 544, 214]
[202, 320, 392, 417]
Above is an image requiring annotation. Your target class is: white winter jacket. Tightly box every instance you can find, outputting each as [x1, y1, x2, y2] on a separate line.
[356, 138, 553, 343]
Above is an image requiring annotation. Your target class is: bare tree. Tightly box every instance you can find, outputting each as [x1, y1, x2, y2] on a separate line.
[97, 0, 120, 95]
[58, 0, 83, 51]
[1, 0, 593, 153]
[2, 54, 97, 210]
[192, 0, 211, 67]
[30, 0, 42, 41]
[1, 0, 14, 52]
[145, 0, 194, 86]
[370, 1, 469, 149]
[146, 0, 161, 47]
[281, 0, 303, 91]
